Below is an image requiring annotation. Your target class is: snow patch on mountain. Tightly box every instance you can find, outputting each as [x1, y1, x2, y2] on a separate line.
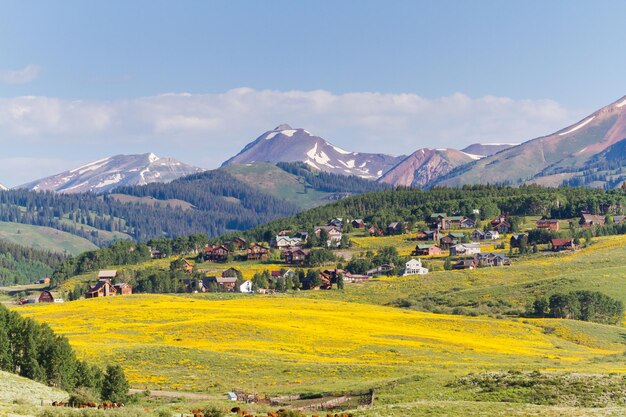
[223, 124, 403, 179]
[17, 153, 203, 194]
[559, 116, 596, 136]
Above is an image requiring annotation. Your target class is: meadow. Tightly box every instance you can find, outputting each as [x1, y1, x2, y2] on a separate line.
[12, 232, 626, 416]
[0, 221, 98, 256]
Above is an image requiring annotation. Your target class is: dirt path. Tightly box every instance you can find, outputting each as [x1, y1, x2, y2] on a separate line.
[129, 389, 217, 400]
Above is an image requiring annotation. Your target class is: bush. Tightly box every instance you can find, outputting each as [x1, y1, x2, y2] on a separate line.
[203, 405, 225, 417]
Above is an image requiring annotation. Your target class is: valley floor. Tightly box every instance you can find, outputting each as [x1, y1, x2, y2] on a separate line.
[10, 233, 626, 416]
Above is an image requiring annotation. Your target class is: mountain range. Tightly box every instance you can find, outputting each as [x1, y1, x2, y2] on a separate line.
[9, 94, 626, 194]
[222, 124, 404, 180]
[18, 153, 203, 194]
[433, 95, 626, 188]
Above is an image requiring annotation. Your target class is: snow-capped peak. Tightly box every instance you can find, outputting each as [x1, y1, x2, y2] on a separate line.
[17, 153, 203, 194]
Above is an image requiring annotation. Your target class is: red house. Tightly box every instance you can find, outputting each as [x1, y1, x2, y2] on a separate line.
[247, 243, 270, 261]
[551, 238, 577, 251]
[204, 245, 230, 262]
[284, 249, 310, 265]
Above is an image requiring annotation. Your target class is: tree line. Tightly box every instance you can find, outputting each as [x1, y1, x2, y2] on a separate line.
[529, 290, 624, 325]
[215, 184, 626, 244]
[0, 169, 300, 246]
[276, 161, 390, 194]
[0, 304, 128, 403]
[0, 240, 66, 286]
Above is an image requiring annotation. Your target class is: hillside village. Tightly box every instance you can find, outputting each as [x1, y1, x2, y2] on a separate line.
[14, 206, 615, 306]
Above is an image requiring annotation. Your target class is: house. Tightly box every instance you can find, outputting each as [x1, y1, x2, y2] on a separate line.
[114, 282, 132, 295]
[366, 263, 395, 277]
[424, 230, 442, 241]
[232, 237, 247, 250]
[294, 231, 310, 242]
[247, 243, 270, 261]
[351, 219, 366, 229]
[284, 249, 310, 265]
[403, 259, 428, 276]
[183, 259, 194, 273]
[439, 236, 455, 249]
[471, 230, 485, 241]
[614, 215, 626, 225]
[510, 234, 527, 249]
[412, 244, 443, 256]
[452, 259, 477, 270]
[450, 243, 481, 256]
[149, 247, 165, 259]
[222, 267, 240, 278]
[216, 277, 238, 291]
[38, 291, 54, 303]
[446, 216, 464, 229]
[273, 236, 303, 250]
[98, 270, 118, 280]
[536, 219, 560, 231]
[430, 213, 447, 230]
[551, 238, 577, 252]
[204, 245, 230, 262]
[85, 280, 117, 298]
[493, 221, 511, 234]
[240, 280, 253, 294]
[580, 213, 605, 227]
[459, 217, 476, 229]
[343, 272, 370, 283]
[387, 222, 406, 235]
[227, 392, 238, 401]
[34, 277, 51, 285]
[474, 253, 511, 267]
[327, 218, 344, 229]
[484, 230, 500, 240]
[368, 226, 384, 236]
[490, 215, 508, 227]
[326, 228, 343, 247]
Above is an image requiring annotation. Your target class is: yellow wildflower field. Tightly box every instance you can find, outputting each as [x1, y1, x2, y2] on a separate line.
[18, 295, 622, 393]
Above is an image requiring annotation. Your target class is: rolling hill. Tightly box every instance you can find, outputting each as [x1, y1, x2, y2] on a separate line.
[223, 162, 390, 209]
[0, 221, 97, 255]
[433, 95, 626, 187]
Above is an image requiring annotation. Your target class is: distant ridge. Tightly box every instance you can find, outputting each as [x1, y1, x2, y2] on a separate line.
[377, 148, 477, 187]
[433, 95, 626, 188]
[17, 153, 204, 194]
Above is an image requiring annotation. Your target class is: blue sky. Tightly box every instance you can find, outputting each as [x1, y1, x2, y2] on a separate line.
[1, 0, 625, 185]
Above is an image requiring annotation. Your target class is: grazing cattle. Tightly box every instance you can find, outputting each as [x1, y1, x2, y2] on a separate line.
[231, 407, 242, 413]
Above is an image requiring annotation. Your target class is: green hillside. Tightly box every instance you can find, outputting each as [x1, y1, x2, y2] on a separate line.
[224, 162, 389, 209]
[0, 221, 97, 256]
[224, 163, 347, 209]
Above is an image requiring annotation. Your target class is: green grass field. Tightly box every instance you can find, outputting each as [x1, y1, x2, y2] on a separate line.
[224, 163, 344, 209]
[0, 221, 98, 255]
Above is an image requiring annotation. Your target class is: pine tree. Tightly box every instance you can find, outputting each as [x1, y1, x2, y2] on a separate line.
[101, 365, 129, 403]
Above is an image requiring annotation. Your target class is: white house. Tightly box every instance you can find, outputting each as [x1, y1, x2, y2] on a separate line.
[450, 243, 481, 256]
[240, 280, 253, 294]
[403, 258, 429, 276]
[273, 236, 303, 249]
[484, 230, 500, 240]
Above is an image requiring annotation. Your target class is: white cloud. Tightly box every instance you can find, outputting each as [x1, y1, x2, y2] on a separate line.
[0, 65, 41, 84]
[0, 88, 586, 185]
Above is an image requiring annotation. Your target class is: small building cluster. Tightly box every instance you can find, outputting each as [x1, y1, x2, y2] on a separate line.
[85, 270, 132, 299]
